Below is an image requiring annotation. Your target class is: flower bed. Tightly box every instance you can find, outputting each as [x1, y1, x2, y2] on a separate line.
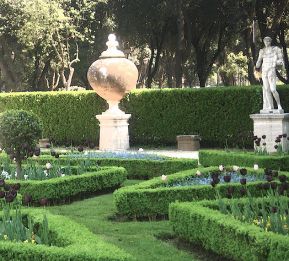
[169, 198, 289, 261]
[8, 167, 127, 205]
[199, 149, 289, 170]
[28, 154, 198, 179]
[0, 208, 131, 260]
[113, 167, 289, 219]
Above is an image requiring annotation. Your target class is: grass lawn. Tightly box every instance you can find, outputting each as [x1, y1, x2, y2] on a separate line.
[47, 180, 223, 261]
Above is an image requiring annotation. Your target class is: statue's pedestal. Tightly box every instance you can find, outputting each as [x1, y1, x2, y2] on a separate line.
[96, 113, 131, 151]
[250, 113, 289, 153]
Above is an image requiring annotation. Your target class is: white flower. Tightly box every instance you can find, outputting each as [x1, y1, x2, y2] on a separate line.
[161, 175, 167, 182]
[45, 163, 52, 170]
[44, 170, 49, 177]
[138, 148, 144, 152]
[6, 175, 11, 180]
[253, 164, 259, 170]
[84, 151, 88, 155]
[14, 172, 17, 178]
[1, 170, 9, 178]
[24, 174, 29, 180]
[196, 170, 202, 176]
[61, 174, 65, 177]
[219, 165, 224, 171]
[233, 165, 239, 172]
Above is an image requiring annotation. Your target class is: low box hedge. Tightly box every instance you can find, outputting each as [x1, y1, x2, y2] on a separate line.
[169, 198, 289, 261]
[0, 209, 131, 260]
[8, 167, 127, 204]
[113, 167, 286, 219]
[199, 149, 289, 170]
[28, 155, 198, 179]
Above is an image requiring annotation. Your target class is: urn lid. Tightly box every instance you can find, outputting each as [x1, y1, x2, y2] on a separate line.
[100, 34, 125, 59]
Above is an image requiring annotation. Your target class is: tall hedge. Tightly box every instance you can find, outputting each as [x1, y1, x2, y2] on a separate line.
[1, 85, 289, 147]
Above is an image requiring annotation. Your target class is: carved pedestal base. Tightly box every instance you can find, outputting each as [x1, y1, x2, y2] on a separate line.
[250, 113, 289, 153]
[96, 113, 131, 151]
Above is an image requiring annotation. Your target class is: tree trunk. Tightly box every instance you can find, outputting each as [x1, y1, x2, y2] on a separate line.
[16, 160, 21, 179]
[175, 0, 184, 88]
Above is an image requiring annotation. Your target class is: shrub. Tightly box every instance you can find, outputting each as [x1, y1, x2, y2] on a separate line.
[28, 155, 198, 179]
[0, 110, 42, 177]
[199, 149, 289, 170]
[7, 167, 127, 205]
[169, 198, 289, 261]
[1, 86, 289, 147]
[0, 208, 132, 260]
[113, 167, 289, 219]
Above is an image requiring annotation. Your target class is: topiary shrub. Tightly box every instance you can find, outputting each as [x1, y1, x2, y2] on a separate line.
[0, 110, 42, 178]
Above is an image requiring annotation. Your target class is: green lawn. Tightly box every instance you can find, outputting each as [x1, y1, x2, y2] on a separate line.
[47, 180, 217, 261]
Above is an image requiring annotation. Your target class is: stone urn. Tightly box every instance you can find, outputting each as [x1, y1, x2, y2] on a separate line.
[87, 34, 138, 150]
[87, 34, 138, 115]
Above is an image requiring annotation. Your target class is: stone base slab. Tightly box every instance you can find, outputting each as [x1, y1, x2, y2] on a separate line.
[250, 113, 289, 153]
[96, 113, 131, 151]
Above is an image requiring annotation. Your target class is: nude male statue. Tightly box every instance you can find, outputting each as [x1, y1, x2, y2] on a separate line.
[255, 36, 284, 113]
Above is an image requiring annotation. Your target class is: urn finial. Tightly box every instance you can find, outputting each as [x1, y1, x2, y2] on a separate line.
[100, 34, 125, 58]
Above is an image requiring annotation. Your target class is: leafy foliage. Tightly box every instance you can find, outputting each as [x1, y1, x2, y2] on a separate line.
[0, 110, 42, 177]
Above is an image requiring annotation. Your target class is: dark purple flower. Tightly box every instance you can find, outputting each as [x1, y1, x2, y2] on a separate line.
[262, 183, 270, 190]
[5, 194, 14, 203]
[274, 145, 279, 149]
[212, 177, 220, 184]
[279, 175, 287, 183]
[272, 170, 278, 177]
[227, 186, 234, 194]
[23, 194, 32, 205]
[262, 135, 266, 139]
[262, 143, 266, 146]
[0, 179, 5, 187]
[223, 175, 231, 183]
[78, 146, 84, 152]
[239, 168, 247, 176]
[55, 153, 59, 159]
[12, 183, 20, 191]
[266, 175, 273, 182]
[39, 198, 48, 206]
[253, 135, 258, 140]
[283, 134, 287, 138]
[46, 144, 51, 149]
[0, 191, 5, 198]
[279, 134, 283, 139]
[240, 178, 247, 185]
[50, 150, 56, 156]
[271, 207, 278, 213]
[34, 147, 41, 156]
[270, 182, 277, 190]
[276, 138, 281, 143]
[240, 187, 247, 196]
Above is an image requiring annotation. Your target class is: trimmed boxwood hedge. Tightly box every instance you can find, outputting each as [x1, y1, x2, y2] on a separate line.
[199, 149, 289, 171]
[169, 198, 289, 261]
[29, 155, 198, 179]
[0, 209, 131, 260]
[113, 167, 288, 219]
[7, 167, 127, 204]
[2, 85, 289, 147]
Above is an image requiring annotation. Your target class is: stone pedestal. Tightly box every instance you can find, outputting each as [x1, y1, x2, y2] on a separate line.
[177, 135, 200, 151]
[96, 113, 131, 151]
[250, 113, 289, 153]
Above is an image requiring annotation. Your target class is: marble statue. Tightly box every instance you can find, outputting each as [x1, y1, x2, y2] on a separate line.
[256, 36, 284, 113]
